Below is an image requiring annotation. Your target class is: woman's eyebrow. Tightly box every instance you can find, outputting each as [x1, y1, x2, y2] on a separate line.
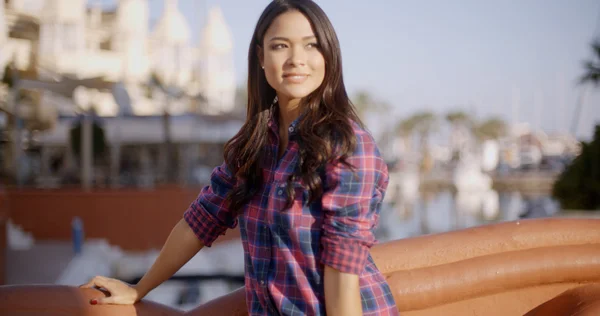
[269, 35, 317, 42]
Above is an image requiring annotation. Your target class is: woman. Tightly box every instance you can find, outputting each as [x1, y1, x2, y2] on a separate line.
[82, 0, 398, 315]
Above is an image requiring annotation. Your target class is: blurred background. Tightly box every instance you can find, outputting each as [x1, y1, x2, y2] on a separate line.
[1, 0, 599, 312]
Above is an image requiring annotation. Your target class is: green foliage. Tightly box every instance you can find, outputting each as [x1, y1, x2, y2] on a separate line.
[552, 125, 600, 210]
[395, 111, 437, 136]
[69, 118, 107, 160]
[411, 111, 437, 135]
[556, 40, 600, 210]
[580, 40, 600, 86]
[396, 117, 417, 136]
[473, 117, 507, 140]
[351, 90, 389, 119]
[445, 111, 472, 126]
[1, 65, 13, 88]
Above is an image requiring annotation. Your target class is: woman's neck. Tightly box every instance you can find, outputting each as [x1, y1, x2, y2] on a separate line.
[277, 95, 302, 129]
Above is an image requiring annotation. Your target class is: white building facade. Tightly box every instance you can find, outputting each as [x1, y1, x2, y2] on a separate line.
[1, 0, 237, 118]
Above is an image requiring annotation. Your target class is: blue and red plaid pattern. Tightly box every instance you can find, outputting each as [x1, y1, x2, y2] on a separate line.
[184, 113, 398, 315]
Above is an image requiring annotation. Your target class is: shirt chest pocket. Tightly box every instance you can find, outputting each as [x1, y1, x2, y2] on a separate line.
[270, 180, 307, 211]
[269, 179, 318, 230]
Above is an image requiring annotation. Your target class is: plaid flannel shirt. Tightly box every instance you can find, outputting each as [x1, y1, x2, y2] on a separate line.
[184, 112, 398, 315]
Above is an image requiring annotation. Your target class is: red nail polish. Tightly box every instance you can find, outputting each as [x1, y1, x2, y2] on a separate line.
[90, 299, 98, 305]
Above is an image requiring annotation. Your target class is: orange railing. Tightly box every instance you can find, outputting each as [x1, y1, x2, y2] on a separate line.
[1, 218, 599, 315]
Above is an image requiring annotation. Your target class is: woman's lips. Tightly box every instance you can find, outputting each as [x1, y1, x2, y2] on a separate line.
[283, 74, 309, 84]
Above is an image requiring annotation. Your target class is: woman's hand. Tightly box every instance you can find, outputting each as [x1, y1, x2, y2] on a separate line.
[80, 276, 141, 305]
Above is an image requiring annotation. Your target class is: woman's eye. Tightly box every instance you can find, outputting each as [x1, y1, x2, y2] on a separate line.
[271, 43, 287, 50]
[307, 43, 320, 49]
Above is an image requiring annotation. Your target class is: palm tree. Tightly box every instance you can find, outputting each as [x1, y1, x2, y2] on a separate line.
[473, 117, 507, 141]
[445, 111, 472, 160]
[552, 124, 600, 210]
[412, 111, 437, 148]
[351, 90, 389, 120]
[580, 40, 600, 86]
[396, 111, 437, 170]
[395, 116, 418, 154]
[574, 40, 600, 133]
[396, 117, 417, 135]
[352, 90, 373, 118]
[445, 111, 472, 128]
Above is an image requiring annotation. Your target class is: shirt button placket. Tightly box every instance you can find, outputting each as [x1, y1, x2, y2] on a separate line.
[277, 183, 286, 196]
[260, 278, 275, 312]
[259, 223, 274, 313]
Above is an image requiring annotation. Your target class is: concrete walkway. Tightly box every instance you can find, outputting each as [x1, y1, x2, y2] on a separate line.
[6, 241, 74, 285]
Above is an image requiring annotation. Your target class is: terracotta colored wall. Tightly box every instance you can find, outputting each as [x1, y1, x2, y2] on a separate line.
[375, 218, 600, 314]
[191, 218, 600, 316]
[6, 187, 239, 251]
[0, 190, 7, 285]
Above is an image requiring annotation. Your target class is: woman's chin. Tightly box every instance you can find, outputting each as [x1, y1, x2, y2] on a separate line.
[278, 88, 317, 101]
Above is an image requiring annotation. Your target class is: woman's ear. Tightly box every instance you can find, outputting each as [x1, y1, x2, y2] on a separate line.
[257, 45, 264, 69]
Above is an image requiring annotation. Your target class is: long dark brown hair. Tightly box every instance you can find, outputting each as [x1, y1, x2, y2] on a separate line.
[224, 0, 363, 215]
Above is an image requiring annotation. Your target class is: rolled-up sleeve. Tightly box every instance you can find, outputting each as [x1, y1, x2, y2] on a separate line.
[184, 161, 237, 247]
[320, 131, 389, 274]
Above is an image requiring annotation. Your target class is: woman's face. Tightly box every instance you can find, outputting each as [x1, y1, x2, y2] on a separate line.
[260, 10, 326, 104]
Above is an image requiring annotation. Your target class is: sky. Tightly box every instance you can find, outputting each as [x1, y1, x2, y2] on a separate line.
[95, 0, 600, 140]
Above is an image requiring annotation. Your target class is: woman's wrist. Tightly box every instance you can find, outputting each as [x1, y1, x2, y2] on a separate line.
[131, 283, 148, 302]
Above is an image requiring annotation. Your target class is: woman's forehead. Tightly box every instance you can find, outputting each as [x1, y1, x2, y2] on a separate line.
[265, 11, 316, 41]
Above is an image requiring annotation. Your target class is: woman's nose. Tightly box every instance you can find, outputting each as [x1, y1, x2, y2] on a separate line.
[287, 46, 307, 67]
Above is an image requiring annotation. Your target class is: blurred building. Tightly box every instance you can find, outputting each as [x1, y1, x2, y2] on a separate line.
[498, 123, 580, 171]
[0, 3, 7, 75]
[1, 0, 236, 117]
[0, 0, 242, 187]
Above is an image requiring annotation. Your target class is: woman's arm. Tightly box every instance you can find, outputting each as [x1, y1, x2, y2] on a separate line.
[82, 162, 238, 305]
[81, 219, 204, 304]
[134, 218, 205, 299]
[320, 130, 389, 315]
[137, 161, 237, 297]
[324, 265, 363, 316]
[183, 161, 239, 247]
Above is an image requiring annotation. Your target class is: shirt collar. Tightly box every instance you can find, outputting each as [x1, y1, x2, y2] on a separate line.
[267, 106, 279, 135]
[267, 105, 304, 137]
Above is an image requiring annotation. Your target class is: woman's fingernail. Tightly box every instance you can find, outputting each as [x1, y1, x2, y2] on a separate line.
[90, 299, 98, 305]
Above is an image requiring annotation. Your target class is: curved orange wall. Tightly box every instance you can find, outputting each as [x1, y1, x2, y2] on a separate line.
[0, 191, 7, 285]
[1, 218, 599, 315]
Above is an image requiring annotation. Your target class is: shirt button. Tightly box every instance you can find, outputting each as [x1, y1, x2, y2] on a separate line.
[260, 280, 265, 285]
[277, 189, 283, 195]
[288, 126, 294, 133]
